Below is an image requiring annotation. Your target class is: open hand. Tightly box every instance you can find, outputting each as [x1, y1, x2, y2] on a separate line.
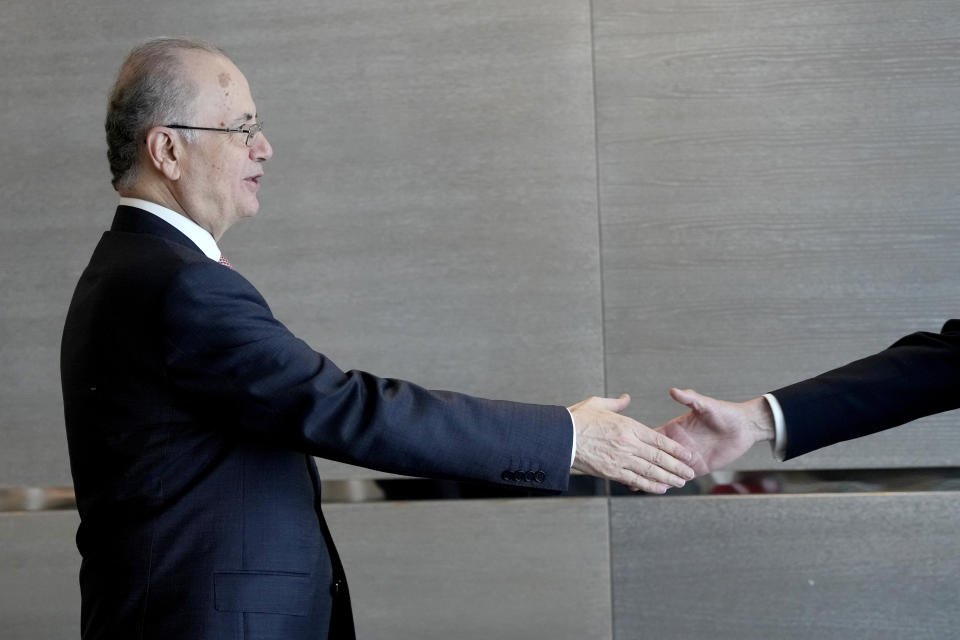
[569, 394, 695, 493]
[656, 388, 774, 476]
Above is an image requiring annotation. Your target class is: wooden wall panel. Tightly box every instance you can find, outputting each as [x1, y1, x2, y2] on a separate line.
[610, 493, 960, 639]
[232, 0, 602, 412]
[0, 0, 601, 484]
[235, 0, 603, 479]
[0, 512, 80, 640]
[326, 497, 612, 639]
[594, 0, 960, 469]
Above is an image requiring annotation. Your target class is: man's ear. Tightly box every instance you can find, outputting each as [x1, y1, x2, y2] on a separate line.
[144, 127, 183, 181]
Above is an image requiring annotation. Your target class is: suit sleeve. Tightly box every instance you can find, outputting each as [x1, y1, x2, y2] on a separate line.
[161, 262, 572, 491]
[771, 320, 960, 460]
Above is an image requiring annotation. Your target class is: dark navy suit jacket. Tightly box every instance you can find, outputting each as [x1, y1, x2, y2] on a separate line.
[772, 319, 960, 459]
[61, 206, 573, 639]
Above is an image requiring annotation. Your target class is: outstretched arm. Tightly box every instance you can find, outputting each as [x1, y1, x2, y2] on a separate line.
[657, 388, 775, 477]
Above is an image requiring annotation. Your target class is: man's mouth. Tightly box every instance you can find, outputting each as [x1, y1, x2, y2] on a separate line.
[245, 174, 263, 187]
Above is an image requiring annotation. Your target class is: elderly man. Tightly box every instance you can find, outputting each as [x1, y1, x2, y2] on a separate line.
[61, 38, 694, 639]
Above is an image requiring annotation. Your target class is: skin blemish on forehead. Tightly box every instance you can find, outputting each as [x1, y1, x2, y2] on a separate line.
[218, 71, 231, 88]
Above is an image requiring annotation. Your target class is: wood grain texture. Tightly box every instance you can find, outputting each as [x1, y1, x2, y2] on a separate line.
[593, 0, 960, 469]
[326, 497, 612, 639]
[0, 512, 81, 640]
[0, 0, 602, 483]
[610, 493, 960, 639]
[241, 0, 603, 480]
[230, 0, 602, 410]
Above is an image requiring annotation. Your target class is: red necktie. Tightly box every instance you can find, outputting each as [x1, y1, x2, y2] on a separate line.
[218, 254, 233, 269]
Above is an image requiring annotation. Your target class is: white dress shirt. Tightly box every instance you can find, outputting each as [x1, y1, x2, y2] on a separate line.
[764, 393, 787, 460]
[119, 197, 222, 262]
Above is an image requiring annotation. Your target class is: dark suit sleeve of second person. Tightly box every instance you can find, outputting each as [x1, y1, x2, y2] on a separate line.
[161, 260, 573, 491]
[772, 319, 960, 460]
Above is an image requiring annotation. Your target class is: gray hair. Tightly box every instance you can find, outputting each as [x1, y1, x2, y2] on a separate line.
[105, 38, 227, 191]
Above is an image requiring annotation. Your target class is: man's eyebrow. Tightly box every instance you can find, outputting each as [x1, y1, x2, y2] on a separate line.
[230, 112, 256, 126]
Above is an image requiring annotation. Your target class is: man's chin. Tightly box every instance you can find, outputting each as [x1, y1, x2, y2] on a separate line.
[239, 201, 261, 219]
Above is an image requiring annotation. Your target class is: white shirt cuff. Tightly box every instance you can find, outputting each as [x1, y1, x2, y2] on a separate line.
[763, 393, 787, 461]
[566, 408, 577, 468]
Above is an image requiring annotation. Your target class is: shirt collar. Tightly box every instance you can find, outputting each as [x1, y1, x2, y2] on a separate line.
[118, 197, 221, 262]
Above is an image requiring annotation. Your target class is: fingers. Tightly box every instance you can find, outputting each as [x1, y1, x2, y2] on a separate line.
[619, 477, 671, 494]
[622, 475, 672, 495]
[624, 431, 695, 489]
[648, 427, 694, 470]
[609, 448, 690, 493]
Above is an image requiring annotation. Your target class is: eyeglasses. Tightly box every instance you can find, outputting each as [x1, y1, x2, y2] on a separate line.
[165, 116, 263, 147]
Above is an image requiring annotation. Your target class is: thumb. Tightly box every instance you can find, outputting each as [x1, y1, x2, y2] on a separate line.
[669, 387, 704, 411]
[591, 393, 631, 413]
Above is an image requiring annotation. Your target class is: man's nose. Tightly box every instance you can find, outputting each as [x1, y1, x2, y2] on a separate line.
[252, 132, 273, 162]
